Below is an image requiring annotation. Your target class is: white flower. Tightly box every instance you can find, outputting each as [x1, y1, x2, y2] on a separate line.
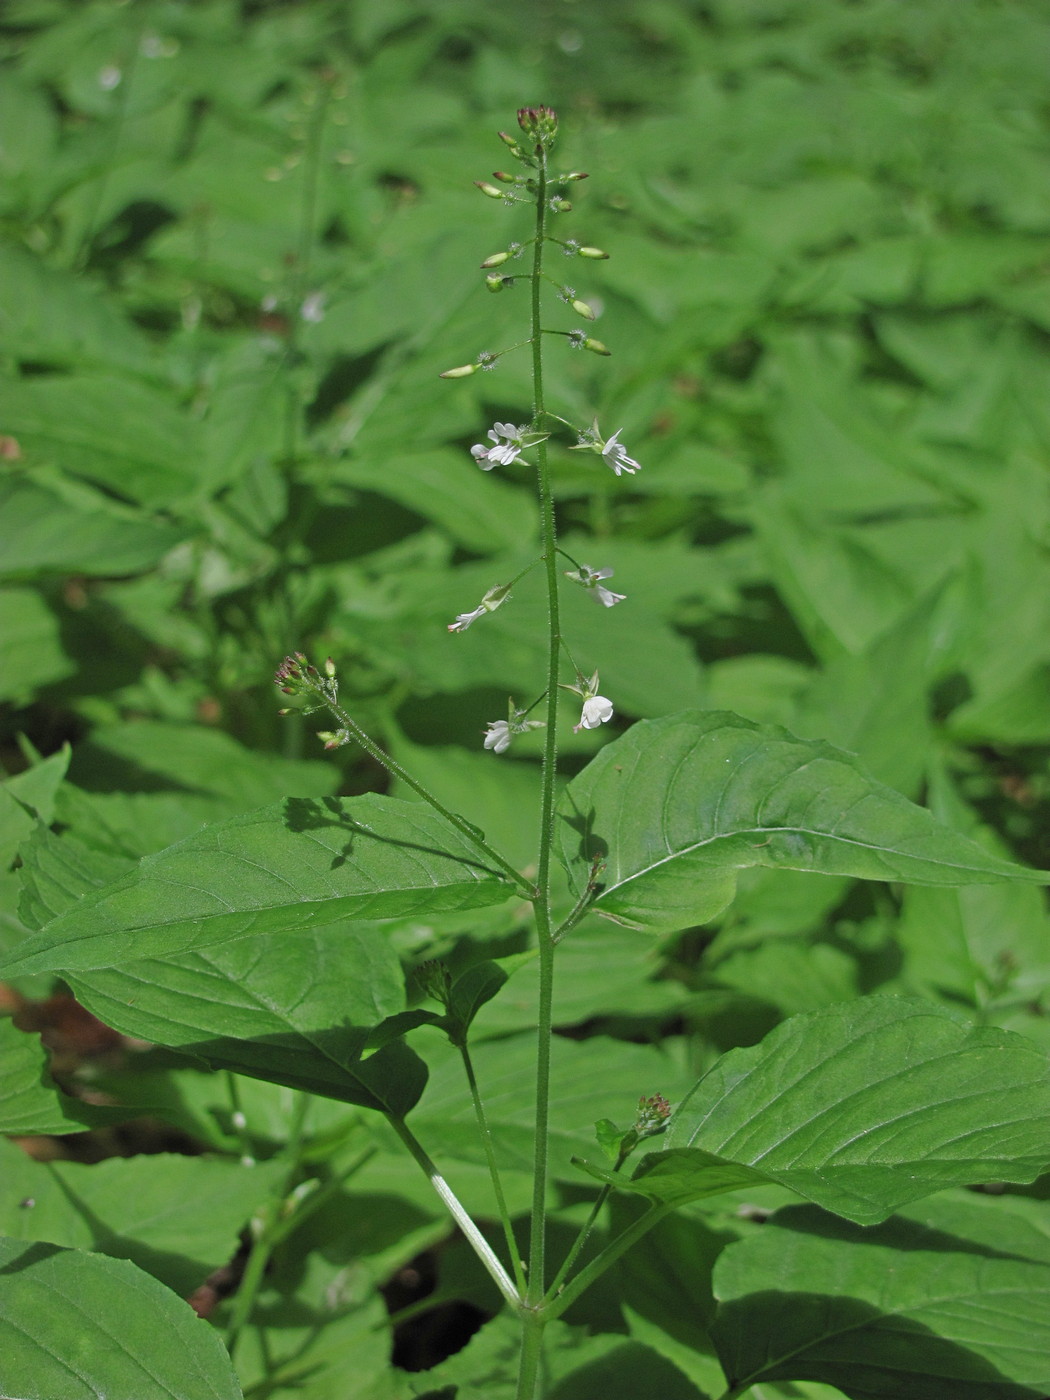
[448, 605, 486, 633]
[565, 564, 626, 607]
[575, 695, 614, 732]
[484, 721, 514, 753]
[471, 422, 525, 470]
[569, 418, 641, 476]
[447, 583, 512, 633]
[601, 429, 640, 476]
[483, 707, 544, 755]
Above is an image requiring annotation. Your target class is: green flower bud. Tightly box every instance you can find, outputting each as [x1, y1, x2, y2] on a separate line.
[578, 246, 610, 259]
[474, 181, 505, 199]
[492, 170, 516, 184]
[517, 105, 559, 145]
[439, 363, 477, 379]
[584, 337, 611, 356]
[485, 274, 506, 293]
[571, 299, 596, 320]
[480, 251, 511, 268]
[551, 198, 572, 213]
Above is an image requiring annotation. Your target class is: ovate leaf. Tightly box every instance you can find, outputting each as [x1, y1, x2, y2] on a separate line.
[712, 1193, 1050, 1399]
[604, 997, 1050, 1225]
[64, 924, 427, 1115]
[0, 1238, 243, 1400]
[0, 794, 513, 978]
[557, 711, 1044, 934]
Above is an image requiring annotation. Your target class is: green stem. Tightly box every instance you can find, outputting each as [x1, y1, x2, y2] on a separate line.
[320, 695, 535, 899]
[545, 1201, 676, 1321]
[460, 1043, 528, 1296]
[226, 1095, 312, 1357]
[515, 1308, 547, 1400]
[525, 141, 560, 1321]
[545, 1185, 610, 1299]
[386, 1114, 521, 1309]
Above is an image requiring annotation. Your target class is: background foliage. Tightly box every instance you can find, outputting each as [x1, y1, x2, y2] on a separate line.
[4, 1, 1050, 1397]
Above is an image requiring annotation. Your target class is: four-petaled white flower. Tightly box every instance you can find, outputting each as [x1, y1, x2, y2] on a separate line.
[471, 422, 525, 470]
[601, 429, 640, 476]
[483, 707, 545, 754]
[448, 605, 487, 633]
[564, 564, 626, 607]
[575, 694, 614, 731]
[569, 418, 641, 476]
[447, 583, 512, 633]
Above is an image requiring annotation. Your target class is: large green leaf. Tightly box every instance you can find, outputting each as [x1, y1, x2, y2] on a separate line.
[0, 475, 188, 578]
[0, 1237, 243, 1400]
[0, 1139, 285, 1297]
[0, 794, 513, 978]
[65, 924, 427, 1115]
[557, 711, 1044, 934]
[592, 998, 1050, 1225]
[712, 1193, 1050, 1399]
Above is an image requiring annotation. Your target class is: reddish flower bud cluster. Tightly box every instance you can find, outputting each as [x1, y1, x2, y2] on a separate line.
[634, 1093, 672, 1137]
[274, 652, 316, 695]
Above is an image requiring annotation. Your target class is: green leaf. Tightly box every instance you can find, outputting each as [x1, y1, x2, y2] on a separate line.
[0, 794, 513, 978]
[2, 375, 201, 507]
[0, 1139, 285, 1297]
[0, 588, 74, 701]
[607, 997, 1050, 1225]
[0, 475, 188, 578]
[557, 711, 1044, 935]
[0, 745, 70, 869]
[63, 924, 428, 1115]
[0, 1237, 243, 1400]
[0, 1017, 116, 1134]
[712, 1193, 1050, 1399]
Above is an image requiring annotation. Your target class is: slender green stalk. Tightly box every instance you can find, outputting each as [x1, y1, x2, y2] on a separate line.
[545, 1185, 611, 1299]
[386, 1114, 521, 1308]
[227, 1094, 312, 1357]
[545, 1201, 677, 1321]
[460, 1044, 529, 1295]
[318, 694, 535, 898]
[515, 136, 562, 1400]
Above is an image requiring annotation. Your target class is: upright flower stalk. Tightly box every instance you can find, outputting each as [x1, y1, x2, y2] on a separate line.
[276, 105, 641, 1400]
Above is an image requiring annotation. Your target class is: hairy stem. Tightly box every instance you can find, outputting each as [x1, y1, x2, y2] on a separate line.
[517, 139, 560, 1400]
[460, 1043, 528, 1295]
[387, 1114, 521, 1308]
[545, 1201, 676, 1321]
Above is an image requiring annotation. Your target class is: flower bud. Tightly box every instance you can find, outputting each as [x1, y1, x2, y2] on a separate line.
[560, 171, 589, 182]
[480, 251, 511, 268]
[517, 105, 558, 144]
[439, 363, 477, 379]
[491, 170, 516, 184]
[571, 299, 596, 320]
[583, 337, 611, 356]
[550, 198, 572, 213]
[485, 274, 506, 293]
[498, 130, 527, 159]
[474, 181, 505, 199]
[578, 246, 610, 259]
